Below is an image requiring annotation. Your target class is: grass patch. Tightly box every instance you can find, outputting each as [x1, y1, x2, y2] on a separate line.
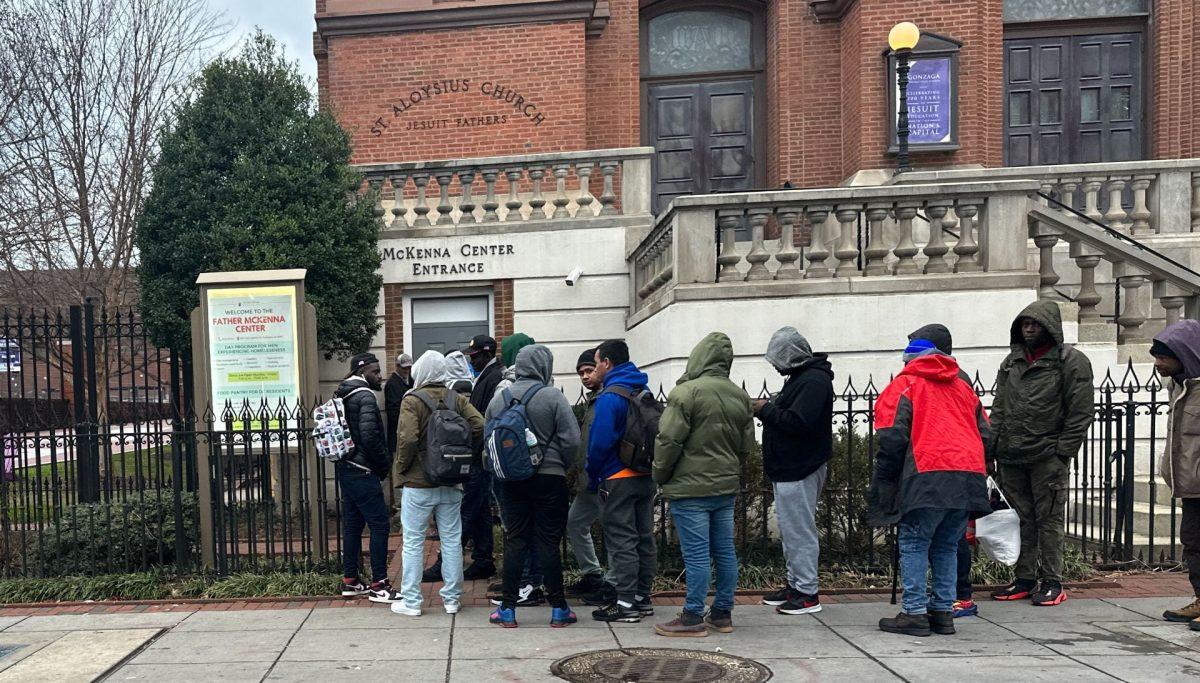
[0, 561, 342, 603]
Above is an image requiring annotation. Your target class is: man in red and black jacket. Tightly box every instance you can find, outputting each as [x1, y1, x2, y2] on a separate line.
[869, 338, 991, 638]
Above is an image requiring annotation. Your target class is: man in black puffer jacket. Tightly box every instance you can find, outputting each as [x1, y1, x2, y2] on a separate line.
[753, 327, 834, 617]
[335, 353, 393, 601]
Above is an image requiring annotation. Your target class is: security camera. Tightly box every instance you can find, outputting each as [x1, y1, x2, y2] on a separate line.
[565, 266, 583, 286]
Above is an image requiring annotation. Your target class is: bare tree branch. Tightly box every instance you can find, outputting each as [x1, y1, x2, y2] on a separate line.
[0, 0, 229, 311]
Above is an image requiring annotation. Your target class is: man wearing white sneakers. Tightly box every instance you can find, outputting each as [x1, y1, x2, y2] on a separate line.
[387, 351, 485, 616]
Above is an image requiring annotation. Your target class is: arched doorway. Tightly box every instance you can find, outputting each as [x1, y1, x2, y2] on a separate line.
[640, 2, 766, 214]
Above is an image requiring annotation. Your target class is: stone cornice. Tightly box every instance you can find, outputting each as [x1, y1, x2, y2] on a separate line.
[315, 0, 609, 41]
[808, 0, 856, 22]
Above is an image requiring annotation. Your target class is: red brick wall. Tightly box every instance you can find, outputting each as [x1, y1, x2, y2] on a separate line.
[1151, 0, 1200, 158]
[319, 0, 1199, 190]
[840, 0, 1004, 178]
[766, 2, 843, 188]
[323, 22, 588, 164]
[586, 0, 639, 150]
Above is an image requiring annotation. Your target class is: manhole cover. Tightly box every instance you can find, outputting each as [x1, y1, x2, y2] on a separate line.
[551, 648, 772, 683]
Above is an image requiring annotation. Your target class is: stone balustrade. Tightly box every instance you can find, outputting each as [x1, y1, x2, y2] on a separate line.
[898, 159, 1200, 235]
[1027, 204, 1200, 347]
[629, 180, 1041, 313]
[355, 147, 654, 228]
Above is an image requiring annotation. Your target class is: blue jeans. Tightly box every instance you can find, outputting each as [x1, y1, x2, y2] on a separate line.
[337, 464, 390, 582]
[400, 486, 464, 608]
[670, 495, 738, 615]
[898, 507, 968, 615]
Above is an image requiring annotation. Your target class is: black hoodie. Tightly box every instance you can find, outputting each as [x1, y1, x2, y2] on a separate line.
[759, 354, 835, 483]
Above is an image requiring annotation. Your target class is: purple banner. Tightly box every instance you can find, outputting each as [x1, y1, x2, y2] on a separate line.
[900, 58, 952, 145]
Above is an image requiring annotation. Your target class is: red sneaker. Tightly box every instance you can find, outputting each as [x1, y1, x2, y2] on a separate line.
[1031, 582, 1068, 606]
[991, 580, 1036, 601]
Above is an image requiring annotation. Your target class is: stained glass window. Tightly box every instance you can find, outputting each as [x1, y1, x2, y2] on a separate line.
[647, 10, 752, 77]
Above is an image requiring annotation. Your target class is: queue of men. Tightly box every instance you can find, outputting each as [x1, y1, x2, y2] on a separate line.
[332, 309, 1200, 635]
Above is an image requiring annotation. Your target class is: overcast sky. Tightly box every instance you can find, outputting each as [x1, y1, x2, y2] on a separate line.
[209, 0, 318, 84]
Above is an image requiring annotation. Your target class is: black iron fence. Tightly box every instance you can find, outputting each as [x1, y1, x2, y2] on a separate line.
[0, 303, 1185, 578]
[607, 364, 1182, 574]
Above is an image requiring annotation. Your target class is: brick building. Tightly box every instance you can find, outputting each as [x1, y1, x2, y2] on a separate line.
[312, 0, 1200, 393]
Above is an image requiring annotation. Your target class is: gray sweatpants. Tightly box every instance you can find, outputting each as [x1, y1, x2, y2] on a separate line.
[566, 487, 615, 583]
[599, 475, 657, 604]
[773, 464, 828, 595]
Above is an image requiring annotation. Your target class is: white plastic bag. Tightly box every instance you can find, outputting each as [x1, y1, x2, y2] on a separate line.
[975, 477, 1021, 566]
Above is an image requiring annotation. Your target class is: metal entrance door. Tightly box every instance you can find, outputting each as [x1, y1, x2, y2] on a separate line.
[409, 296, 490, 356]
[1003, 32, 1144, 166]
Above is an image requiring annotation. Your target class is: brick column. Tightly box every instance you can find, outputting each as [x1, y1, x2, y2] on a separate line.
[383, 283, 404, 362]
[494, 279, 514, 343]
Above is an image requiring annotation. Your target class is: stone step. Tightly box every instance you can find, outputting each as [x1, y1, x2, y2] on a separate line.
[1069, 498, 1182, 538]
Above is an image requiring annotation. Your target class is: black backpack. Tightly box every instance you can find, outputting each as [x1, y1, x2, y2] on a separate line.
[412, 390, 476, 486]
[602, 386, 663, 473]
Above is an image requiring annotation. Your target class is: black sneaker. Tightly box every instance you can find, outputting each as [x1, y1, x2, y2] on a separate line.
[583, 583, 617, 607]
[991, 579, 1036, 601]
[1031, 581, 1068, 606]
[761, 585, 792, 606]
[367, 579, 399, 603]
[634, 596, 655, 616]
[489, 583, 545, 607]
[776, 591, 822, 615]
[567, 573, 606, 598]
[421, 562, 443, 584]
[592, 602, 642, 623]
[463, 562, 496, 581]
[487, 580, 504, 593]
[340, 578, 368, 597]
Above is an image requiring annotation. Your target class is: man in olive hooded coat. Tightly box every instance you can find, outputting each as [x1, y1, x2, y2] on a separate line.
[989, 300, 1094, 606]
[652, 332, 755, 636]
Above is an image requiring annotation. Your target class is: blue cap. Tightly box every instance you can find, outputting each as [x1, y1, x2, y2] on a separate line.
[903, 339, 937, 356]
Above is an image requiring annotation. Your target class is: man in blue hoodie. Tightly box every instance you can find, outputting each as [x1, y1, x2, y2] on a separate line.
[588, 339, 657, 623]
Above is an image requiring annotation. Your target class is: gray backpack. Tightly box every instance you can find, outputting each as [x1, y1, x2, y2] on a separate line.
[412, 390, 475, 486]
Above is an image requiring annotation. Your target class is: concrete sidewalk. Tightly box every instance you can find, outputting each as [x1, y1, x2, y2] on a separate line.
[0, 595, 1198, 682]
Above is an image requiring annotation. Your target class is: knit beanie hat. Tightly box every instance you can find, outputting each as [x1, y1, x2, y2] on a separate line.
[577, 347, 598, 371]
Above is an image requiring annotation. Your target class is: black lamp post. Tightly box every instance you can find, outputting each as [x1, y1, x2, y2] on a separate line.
[889, 22, 920, 174]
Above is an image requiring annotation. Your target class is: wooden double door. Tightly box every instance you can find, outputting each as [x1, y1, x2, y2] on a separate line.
[1003, 32, 1144, 166]
[646, 79, 756, 214]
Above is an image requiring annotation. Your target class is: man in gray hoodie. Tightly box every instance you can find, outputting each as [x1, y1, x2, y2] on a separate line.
[484, 344, 582, 627]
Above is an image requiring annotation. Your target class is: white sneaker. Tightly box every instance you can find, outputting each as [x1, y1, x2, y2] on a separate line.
[444, 601, 461, 615]
[391, 602, 421, 617]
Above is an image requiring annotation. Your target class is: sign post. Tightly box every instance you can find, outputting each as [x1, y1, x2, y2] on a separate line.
[190, 269, 320, 569]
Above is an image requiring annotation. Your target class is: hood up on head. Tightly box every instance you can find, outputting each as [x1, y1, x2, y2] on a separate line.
[411, 350, 449, 389]
[899, 353, 963, 382]
[1009, 300, 1064, 348]
[1154, 320, 1200, 380]
[501, 332, 535, 368]
[908, 324, 953, 355]
[444, 351, 474, 383]
[765, 326, 813, 373]
[514, 344, 555, 385]
[678, 332, 734, 384]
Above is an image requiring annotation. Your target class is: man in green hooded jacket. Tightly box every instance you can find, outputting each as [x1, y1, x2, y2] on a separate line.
[989, 301, 1094, 606]
[652, 332, 755, 636]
